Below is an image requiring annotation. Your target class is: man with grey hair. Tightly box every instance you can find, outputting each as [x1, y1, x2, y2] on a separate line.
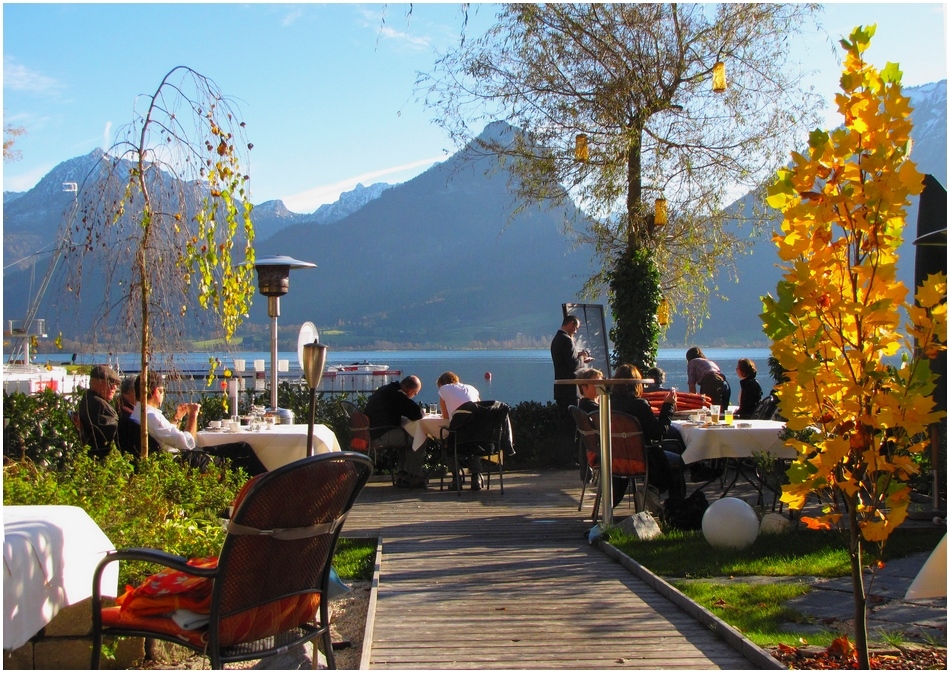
[77, 364, 122, 459]
[365, 375, 426, 488]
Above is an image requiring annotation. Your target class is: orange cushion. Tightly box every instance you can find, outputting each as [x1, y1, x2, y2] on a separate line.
[102, 592, 321, 647]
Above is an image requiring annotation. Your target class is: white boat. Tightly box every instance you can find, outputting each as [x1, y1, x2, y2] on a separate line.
[326, 361, 392, 373]
[2, 364, 88, 396]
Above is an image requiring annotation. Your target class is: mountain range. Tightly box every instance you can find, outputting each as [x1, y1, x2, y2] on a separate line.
[3, 80, 946, 352]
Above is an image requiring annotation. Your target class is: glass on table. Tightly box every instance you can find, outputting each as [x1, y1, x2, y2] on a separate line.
[724, 406, 735, 425]
[710, 404, 721, 424]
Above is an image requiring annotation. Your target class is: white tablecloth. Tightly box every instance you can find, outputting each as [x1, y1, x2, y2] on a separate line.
[197, 423, 340, 471]
[673, 419, 794, 465]
[403, 415, 450, 451]
[3, 505, 118, 650]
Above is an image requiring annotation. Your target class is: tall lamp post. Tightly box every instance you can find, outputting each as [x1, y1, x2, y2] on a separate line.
[252, 255, 316, 423]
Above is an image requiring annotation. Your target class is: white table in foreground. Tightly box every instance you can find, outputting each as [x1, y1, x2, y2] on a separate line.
[403, 415, 451, 451]
[196, 423, 341, 471]
[673, 419, 794, 465]
[3, 505, 118, 651]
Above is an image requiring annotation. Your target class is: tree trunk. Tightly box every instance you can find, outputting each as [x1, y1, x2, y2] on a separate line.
[848, 498, 870, 669]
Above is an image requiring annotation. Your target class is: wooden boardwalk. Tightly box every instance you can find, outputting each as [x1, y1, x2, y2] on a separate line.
[343, 469, 755, 669]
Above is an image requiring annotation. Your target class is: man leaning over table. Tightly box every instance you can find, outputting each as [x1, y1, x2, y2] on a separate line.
[128, 371, 267, 476]
[437, 371, 483, 491]
[365, 375, 426, 488]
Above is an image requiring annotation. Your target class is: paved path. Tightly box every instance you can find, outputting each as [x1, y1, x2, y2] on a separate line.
[344, 469, 756, 669]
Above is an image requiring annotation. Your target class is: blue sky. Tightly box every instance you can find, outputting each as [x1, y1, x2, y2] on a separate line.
[3, 3, 947, 213]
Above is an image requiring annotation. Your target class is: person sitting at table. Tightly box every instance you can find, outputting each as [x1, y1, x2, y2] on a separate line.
[644, 366, 669, 393]
[686, 347, 731, 408]
[611, 364, 687, 504]
[735, 358, 763, 419]
[76, 364, 121, 459]
[576, 367, 603, 415]
[126, 371, 267, 476]
[365, 375, 426, 489]
[437, 371, 484, 491]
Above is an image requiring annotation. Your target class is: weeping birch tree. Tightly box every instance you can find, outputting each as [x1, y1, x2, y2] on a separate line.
[66, 66, 256, 457]
[418, 3, 822, 366]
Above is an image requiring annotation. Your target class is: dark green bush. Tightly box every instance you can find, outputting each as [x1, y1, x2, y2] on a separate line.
[508, 401, 560, 468]
[4, 450, 241, 587]
[3, 389, 85, 468]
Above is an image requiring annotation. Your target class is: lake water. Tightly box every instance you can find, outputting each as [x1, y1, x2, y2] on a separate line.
[63, 347, 773, 405]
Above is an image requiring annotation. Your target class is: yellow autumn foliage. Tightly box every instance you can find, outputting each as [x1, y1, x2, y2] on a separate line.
[762, 26, 946, 543]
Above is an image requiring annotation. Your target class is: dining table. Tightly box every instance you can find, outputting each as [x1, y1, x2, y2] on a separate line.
[402, 415, 451, 452]
[673, 418, 794, 501]
[196, 423, 341, 471]
[3, 505, 119, 651]
[555, 378, 653, 527]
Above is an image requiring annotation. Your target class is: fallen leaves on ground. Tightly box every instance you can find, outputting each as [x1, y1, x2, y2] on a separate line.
[771, 641, 947, 670]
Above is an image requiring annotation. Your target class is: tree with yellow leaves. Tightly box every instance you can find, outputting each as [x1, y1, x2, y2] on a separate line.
[761, 26, 946, 668]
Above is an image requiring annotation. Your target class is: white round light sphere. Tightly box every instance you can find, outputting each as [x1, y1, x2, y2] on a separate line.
[702, 497, 760, 550]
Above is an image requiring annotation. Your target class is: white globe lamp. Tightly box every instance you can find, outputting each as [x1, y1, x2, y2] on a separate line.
[702, 497, 759, 550]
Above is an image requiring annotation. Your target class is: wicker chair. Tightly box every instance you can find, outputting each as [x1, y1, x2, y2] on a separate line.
[587, 411, 651, 523]
[569, 405, 601, 513]
[90, 452, 374, 670]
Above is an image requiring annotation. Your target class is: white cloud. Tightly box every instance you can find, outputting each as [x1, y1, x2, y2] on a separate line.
[281, 7, 305, 27]
[282, 155, 445, 212]
[3, 57, 62, 94]
[102, 122, 112, 150]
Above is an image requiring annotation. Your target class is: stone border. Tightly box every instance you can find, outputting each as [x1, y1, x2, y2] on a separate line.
[596, 539, 786, 670]
[358, 538, 383, 670]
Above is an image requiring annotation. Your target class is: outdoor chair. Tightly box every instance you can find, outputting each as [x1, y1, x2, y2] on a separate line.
[340, 399, 400, 484]
[587, 410, 651, 523]
[439, 400, 512, 495]
[90, 451, 374, 670]
[569, 405, 601, 513]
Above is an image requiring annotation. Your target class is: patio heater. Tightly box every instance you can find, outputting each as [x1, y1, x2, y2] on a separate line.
[252, 255, 316, 424]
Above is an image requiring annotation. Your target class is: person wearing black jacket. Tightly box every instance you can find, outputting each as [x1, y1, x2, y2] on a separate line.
[551, 315, 592, 467]
[76, 364, 122, 458]
[610, 364, 686, 504]
[365, 376, 426, 488]
[736, 358, 764, 419]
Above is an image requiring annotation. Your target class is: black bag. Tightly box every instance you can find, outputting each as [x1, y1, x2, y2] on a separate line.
[753, 392, 780, 421]
[663, 489, 709, 531]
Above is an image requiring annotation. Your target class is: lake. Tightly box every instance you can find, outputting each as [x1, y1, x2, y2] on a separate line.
[62, 347, 774, 406]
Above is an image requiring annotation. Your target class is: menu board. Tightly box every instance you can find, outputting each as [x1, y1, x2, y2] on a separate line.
[562, 303, 612, 378]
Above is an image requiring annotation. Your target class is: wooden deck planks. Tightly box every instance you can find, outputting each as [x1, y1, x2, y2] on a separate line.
[344, 470, 755, 670]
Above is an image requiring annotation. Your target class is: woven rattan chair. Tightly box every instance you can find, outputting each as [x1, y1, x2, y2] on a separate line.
[587, 411, 650, 523]
[569, 405, 601, 512]
[340, 399, 401, 484]
[90, 452, 374, 670]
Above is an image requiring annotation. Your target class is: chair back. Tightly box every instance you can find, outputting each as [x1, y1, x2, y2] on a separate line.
[448, 400, 512, 454]
[340, 400, 372, 453]
[589, 410, 649, 477]
[116, 413, 159, 458]
[209, 452, 373, 647]
[569, 405, 599, 467]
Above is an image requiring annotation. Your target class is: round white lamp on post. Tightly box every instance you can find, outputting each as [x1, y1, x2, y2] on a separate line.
[251, 255, 316, 424]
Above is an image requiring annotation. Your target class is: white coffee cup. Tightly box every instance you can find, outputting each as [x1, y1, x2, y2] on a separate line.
[208, 420, 221, 430]
[228, 420, 241, 432]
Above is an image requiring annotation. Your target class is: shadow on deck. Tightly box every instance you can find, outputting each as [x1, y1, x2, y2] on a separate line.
[343, 469, 760, 670]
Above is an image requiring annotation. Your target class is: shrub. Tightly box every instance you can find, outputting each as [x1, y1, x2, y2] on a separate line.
[3, 389, 85, 468]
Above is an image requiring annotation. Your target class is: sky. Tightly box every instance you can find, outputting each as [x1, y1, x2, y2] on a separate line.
[2, 2, 947, 213]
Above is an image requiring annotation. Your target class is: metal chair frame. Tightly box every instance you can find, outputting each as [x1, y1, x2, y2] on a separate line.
[439, 401, 510, 496]
[340, 399, 402, 484]
[90, 452, 373, 670]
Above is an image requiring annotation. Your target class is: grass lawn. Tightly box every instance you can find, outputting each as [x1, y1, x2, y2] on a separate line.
[605, 526, 944, 648]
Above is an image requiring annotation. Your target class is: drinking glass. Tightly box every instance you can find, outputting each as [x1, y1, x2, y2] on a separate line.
[710, 404, 721, 424]
[724, 406, 734, 425]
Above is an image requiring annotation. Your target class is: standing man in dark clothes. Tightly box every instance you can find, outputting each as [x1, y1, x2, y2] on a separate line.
[77, 364, 122, 458]
[551, 314, 591, 467]
[364, 375, 426, 488]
